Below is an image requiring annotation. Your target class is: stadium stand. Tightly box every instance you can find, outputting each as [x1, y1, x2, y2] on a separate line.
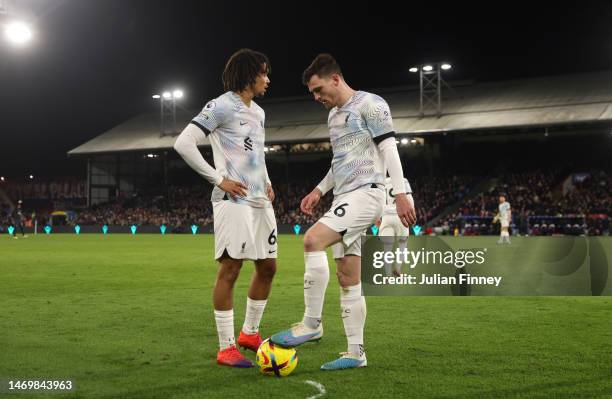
[1, 71, 610, 236]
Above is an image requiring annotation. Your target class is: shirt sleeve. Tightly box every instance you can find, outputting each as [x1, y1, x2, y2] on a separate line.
[362, 93, 395, 144]
[378, 137, 406, 195]
[316, 167, 334, 195]
[173, 124, 224, 186]
[404, 178, 413, 194]
[190, 97, 229, 136]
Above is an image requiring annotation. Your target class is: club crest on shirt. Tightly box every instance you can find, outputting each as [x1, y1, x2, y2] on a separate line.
[205, 101, 216, 110]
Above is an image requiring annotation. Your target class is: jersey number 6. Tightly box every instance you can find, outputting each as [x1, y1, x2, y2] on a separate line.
[268, 229, 277, 245]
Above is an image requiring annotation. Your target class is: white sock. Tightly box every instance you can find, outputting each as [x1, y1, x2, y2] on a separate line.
[214, 309, 235, 350]
[340, 284, 366, 356]
[502, 231, 510, 243]
[242, 297, 267, 334]
[396, 238, 408, 274]
[380, 235, 395, 276]
[303, 251, 329, 329]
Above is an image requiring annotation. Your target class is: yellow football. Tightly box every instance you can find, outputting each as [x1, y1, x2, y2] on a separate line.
[255, 339, 298, 377]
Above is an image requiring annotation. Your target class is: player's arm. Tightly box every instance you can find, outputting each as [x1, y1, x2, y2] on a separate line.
[378, 137, 416, 226]
[365, 94, 416, 227]
[174, 114, 247, 198]
[403, 178, 415, 208]
[316, 167, 334, 196]
[263, 161, 275, 202]
[300, 167, 333, 216]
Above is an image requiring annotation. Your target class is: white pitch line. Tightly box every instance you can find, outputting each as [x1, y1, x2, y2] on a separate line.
[304, 380, 326, 399]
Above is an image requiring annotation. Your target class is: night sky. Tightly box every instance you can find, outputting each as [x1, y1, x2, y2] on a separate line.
[1, 1, 612, 180]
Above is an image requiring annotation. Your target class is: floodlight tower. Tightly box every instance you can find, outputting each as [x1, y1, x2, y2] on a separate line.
[152, 90, 184, 136]
[409, 62, 452, 117]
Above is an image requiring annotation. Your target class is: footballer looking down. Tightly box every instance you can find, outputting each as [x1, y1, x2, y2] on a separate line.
[271, 54, 417, 370]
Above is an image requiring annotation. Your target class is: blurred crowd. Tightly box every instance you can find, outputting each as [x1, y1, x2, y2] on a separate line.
[433, 170, 610, 236]
[1, 169, 609, 236]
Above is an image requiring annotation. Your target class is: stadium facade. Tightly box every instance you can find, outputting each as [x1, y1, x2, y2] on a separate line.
[68, 70, 612, 209]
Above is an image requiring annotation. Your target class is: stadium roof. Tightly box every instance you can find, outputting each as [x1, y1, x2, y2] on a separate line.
[68, 70, 612, 156]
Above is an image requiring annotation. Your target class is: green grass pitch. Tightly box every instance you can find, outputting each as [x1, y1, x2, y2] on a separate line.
[1, 235, 611, 398]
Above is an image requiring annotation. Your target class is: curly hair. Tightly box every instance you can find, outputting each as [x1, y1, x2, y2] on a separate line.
[222, 48, 271, 92]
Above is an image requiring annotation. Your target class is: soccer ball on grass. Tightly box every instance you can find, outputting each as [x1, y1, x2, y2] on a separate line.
[255, 338, 298, 377]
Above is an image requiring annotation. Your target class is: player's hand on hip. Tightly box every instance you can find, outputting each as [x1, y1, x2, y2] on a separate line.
[217, 178, 248, 199]
[300, 188, 322, 216]
[266, 183, 275, 202]
[395, 193, 417, 227]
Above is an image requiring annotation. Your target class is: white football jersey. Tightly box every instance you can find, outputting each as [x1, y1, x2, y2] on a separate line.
[328, 91, 395, 196]
[190, 91, 270, 208]
[499, 201, 511, 221]
[383, 177, 413, 215]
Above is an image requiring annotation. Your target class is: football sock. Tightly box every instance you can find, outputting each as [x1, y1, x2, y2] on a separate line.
[303, 251, 329, 329]
[214, 309, 235, 350]
[242, 297, 267, 334]
[502, 231, 510, 243]
[396, 238, 408, 273]
[340, 283, 366, 356]
[380, 235, 395, 276]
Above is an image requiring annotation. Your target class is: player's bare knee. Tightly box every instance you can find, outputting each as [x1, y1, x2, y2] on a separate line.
[218, 259, 242, 283]
[303, 231, 323, 252]
[335, 265, 358, 287]
[265, 263, 277, 280]
[336, 270, 347, 286]
[220, 268, 241, 284]
[337, 270, 359, 287]
[256, 261, 276, 281]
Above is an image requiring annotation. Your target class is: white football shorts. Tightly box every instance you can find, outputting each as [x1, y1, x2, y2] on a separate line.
[318, 184, 384, 259]
[213, 200, 278, 260]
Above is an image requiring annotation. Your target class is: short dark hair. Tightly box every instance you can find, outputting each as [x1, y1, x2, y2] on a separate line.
[302, 53, 343, 85]
[222, 48, 271, 92]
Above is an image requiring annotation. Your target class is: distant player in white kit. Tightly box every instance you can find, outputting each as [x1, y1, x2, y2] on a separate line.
[271, 54, 417, 370]
[379, 176, 414, 276]
[494, 193, 511, 244]
[174, 49, 277, 368]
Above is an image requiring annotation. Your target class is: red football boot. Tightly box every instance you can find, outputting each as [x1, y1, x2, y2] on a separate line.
[216, 345, 253, 368]
[237, 331, 263, 352]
